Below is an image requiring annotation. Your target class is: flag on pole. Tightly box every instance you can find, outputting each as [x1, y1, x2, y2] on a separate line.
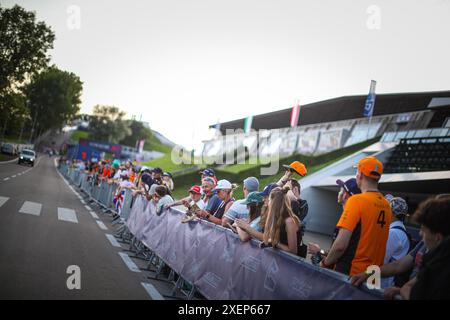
[138, 139, 145, 153]
[290, 102, 301, 127]
[211, 123, 221, 131]
[363, 80, 377, 117]
[244, 115, 253, 134]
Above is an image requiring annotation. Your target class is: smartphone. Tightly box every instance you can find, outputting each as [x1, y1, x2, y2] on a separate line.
[227, 222, 238, 233]
[187, 200, 200, 213]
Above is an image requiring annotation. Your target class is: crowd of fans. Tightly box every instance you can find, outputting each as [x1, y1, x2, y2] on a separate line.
[62, 154, 450, 300]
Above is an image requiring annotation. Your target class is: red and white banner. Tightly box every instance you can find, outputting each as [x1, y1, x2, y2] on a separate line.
[138, 139, 145, 153]
[290, 103, 301, 127]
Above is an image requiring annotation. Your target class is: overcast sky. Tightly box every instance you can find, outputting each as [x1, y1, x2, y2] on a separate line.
[4, 0, 450, 150]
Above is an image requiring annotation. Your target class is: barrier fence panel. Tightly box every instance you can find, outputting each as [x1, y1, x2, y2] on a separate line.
[105, 184, 117, 211]
[126, 204, 382, 300]
[120, 189, 133, 219]
[98, 181, 110, 206]
[69, 170, 76, 182]
[127, 195, 152, 239]
[75, 171, 82, 187]
[81, 174, 92, 194]
[91, 182, 101, 201]
[59, 165, 382, 300]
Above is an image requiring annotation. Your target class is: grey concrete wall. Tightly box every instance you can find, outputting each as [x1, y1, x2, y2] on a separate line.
[302, 187, 343, 236]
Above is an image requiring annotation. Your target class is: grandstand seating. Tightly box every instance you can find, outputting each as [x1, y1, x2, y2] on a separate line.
[202, 113, 405, 162]
[384, 135, 450, 173]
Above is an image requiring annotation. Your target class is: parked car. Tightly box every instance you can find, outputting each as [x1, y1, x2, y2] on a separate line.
[1, 143, 16, 156]
[18, 149, 36, 167]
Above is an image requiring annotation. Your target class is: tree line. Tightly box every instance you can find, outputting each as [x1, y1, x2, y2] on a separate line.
[1, 4, 156, 150]
[0, 4, 82, 142]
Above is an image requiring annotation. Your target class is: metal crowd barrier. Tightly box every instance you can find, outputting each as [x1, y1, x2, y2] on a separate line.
[124, 196, 385, 300]
[58, 164, 384, 300]
[60, 166, 134, 218]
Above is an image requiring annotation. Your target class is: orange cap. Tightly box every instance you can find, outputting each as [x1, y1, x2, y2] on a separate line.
[283, 161, 307, 177]
[357, 156, 383, 179]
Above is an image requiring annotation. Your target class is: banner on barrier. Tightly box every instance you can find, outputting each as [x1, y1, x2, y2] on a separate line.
[62, 168, 381, 300]
[127, 198, 382, 300]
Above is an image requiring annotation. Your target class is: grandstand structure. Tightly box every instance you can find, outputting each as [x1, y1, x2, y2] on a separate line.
[204, 90, 450, 235]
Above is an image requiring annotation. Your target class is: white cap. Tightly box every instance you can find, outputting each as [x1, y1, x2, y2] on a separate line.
[140, 166, 149, 172]
[214, 179, 232, 191]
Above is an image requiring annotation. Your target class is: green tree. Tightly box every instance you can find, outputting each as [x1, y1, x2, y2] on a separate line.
[119, 120, 153, 148]
[24, 65, 83, 140]
[89, 105, 131, 144]
[0, 91, 29, 139]
[0, 4, 55, 93]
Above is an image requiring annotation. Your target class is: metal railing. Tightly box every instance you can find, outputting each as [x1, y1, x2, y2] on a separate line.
[58, 162, 386, 300]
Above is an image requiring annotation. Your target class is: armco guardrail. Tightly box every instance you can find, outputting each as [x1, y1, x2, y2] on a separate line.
[59, 163, 383, 300]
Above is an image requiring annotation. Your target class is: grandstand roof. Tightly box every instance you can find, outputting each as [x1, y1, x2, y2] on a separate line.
[213, 90, 450, 133]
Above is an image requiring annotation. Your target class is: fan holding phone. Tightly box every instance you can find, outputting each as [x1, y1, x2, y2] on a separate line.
[165, 185, 205, 223]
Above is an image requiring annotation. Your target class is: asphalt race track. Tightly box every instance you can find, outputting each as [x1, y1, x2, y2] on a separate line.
[0, 155, 173, 300]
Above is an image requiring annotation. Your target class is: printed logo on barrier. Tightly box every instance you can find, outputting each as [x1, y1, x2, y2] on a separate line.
[203, 272, 222, 289]
[189, 261, 201, 275]
[264, 259, 279, 292]
[168, 250, 177, 263]
[220, 240, 236, 263]
[204, 231, 220, 248]
[220, 278, 235, 300]
[240, 256, 261, 273]
[192, 236, 201, 248]
[290, 277, 313, 299]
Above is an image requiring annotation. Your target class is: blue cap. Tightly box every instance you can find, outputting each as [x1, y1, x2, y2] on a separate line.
[258, 183, 278, 198]
[141, 173, 154, 187]
[336, 178, 361, 196]
[243, 177, 259, 192]
[153, 167, 163, 174]
[200, 168, 216, 177]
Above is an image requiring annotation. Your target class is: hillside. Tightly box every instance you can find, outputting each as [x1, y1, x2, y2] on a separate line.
[170, 138, 379, 200]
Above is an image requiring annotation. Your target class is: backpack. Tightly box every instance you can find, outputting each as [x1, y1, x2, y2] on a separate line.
[391, 225, 416, 251]
[391, 225, 414, 287]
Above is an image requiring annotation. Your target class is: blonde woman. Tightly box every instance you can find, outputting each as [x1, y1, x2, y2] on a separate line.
[263, 187, 301, 255]
[162, 172, 174, 191]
